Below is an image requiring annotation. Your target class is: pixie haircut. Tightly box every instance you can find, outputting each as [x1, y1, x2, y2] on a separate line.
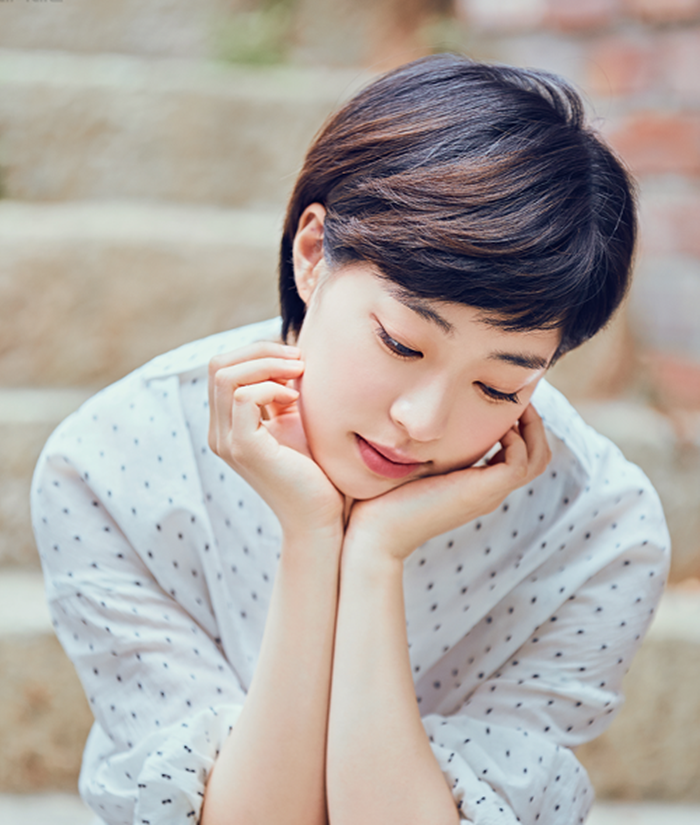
[279, 53, 637, 358]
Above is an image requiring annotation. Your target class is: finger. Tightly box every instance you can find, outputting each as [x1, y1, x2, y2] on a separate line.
[209, 370, 237, 455]
[496, 425, 529, 483]
[209, 341, 300, 376]
[215, 358, 304, 392]
[234, 381, 299, 410]
[208, 357, 303, 452]
[208, 342, 300, 427]
[213, 358, 302, 431]
[486, 437, 509, 467]
[517, 404, 551, 479]
[228, 382, 300, 459]
[216, 376, 299, 449]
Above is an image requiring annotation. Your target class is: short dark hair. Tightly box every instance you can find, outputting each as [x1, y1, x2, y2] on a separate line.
[279, 53, 637, 358]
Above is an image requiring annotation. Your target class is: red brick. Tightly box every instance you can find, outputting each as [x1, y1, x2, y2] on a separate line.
[604, 111, 700, 176]
[644, 351, 700, 412]
[546, 0, 621, 31]
[623, 0, 700, 24]
[454, 0, 546, 31]
[660, 28, 700, 99]
[586, 35, 657, 96]
[640, 187, 700, 257]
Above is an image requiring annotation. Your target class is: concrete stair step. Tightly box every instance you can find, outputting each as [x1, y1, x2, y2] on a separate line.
[0, 48, 367, 208]
[0, 570, 93, 794]
[576, 402, 700, 584]
[1, 797, 699, 825]
[0, 793, 95, 825]
[0, 389, 92, 569]
[0, 200, 281, 387]
[586, 803, 700, 824]
[576, 588, 700, 801]
[1, 567, 698, 799]
[0, 0, 225, 60]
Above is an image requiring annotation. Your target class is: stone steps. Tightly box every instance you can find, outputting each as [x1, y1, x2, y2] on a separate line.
[0, 570, 92, 794]
[2, 795, 698, 825]
[0, 793, 95, 825]
[1, 797, 700, 825]
[590, 802, 700, 824]
[0, 48, 367, 208]
[0, 0, 226, 60]
[1, 566, 698, 800]
[0, 200, 280, 387]
[576, 588, 700, 801]
[577, 402, 700, 583]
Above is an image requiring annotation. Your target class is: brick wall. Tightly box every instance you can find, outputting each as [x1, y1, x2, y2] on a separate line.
[453, 0, 700, 424]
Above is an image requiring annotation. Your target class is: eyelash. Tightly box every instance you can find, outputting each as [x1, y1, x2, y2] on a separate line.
[376, 325, 423, 359]
[476, 383, 521, 405]
[376, 324, 521, 405]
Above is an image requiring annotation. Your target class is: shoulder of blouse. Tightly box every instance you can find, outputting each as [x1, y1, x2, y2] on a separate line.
[532, 378, 627, 482]
[531, 379, 669, 557]
[38, 317, 283, 443]
[140, 316, 283, 382]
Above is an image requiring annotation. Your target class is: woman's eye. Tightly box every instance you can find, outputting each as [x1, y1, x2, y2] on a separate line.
[377, 327, 423, 359]
[477, 382, 520, 405]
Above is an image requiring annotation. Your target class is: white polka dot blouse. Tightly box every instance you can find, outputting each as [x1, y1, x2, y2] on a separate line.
[31, 318, 670, 825]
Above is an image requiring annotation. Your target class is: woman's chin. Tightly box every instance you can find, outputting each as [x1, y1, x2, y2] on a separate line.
[321, 463, 411, 502]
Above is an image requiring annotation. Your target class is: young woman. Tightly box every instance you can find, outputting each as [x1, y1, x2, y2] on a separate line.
[32, 54, 669, 825]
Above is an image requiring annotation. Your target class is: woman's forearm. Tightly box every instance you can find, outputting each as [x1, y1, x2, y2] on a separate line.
[202, 528, 342, 825]
[326, 544, 460, 825]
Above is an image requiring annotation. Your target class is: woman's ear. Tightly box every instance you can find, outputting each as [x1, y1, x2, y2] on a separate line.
[292, 203, 327, 305]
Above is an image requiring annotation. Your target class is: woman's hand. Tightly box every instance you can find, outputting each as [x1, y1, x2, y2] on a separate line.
[344, 404, 551, 563]
[208, 341, 344, 540]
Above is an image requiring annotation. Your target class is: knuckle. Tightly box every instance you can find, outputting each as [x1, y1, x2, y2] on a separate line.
[513, 459, 529, 482]
[208, 344, 254, 376]
[227, 440, 245, 463]
[214, 370, 234, 392]
[233, 385, 252, 403]
[208, 355, 225, 377]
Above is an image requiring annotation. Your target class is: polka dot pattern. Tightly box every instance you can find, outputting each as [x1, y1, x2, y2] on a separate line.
[31, 319, 670, 825]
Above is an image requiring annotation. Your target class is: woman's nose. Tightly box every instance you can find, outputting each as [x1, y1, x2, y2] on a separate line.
[389, 383, 451, 443]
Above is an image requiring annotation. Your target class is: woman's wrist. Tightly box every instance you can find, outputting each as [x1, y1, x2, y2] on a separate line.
[282, 521, 345, 563]
[340, 533, 404, 582]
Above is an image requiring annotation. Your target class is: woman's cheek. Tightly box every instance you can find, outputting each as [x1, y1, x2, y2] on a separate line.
[296, 337, 373, 433]
[442, 407, 520, 471]
[324, 335, 391, 399]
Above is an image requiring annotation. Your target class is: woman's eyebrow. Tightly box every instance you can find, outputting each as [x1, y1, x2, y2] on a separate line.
[489, 351, 549, 370]
[384, 284, 551, 368]
[386, 286, 455, 334]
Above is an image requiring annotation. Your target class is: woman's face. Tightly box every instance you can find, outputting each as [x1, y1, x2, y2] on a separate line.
[294, 264, 560, 501]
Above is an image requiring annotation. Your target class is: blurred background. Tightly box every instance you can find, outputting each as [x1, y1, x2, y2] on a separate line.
[0, 0, 699, 821]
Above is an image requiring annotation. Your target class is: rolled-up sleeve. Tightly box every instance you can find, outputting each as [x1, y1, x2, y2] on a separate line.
[421, 510, 669, 824]
[31, 387, 248, 825]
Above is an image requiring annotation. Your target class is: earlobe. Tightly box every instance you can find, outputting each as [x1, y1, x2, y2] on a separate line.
[292, 203, 327, 305]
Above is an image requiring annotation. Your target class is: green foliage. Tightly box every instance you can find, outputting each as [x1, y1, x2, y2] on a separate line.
[217, 0, 296, 65]
[420, 14, 470, 56]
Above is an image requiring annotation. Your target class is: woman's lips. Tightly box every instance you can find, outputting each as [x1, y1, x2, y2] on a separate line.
[355, 435, 425, 479]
